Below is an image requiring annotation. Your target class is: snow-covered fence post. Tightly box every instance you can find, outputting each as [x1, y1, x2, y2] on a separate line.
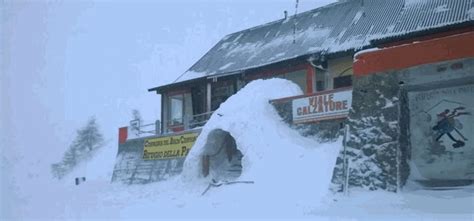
[344, 160, 351, 196]
[155, 120, 161, 135]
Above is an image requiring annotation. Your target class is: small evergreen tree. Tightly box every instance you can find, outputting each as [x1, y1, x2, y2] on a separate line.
[72, 117, 104, 153]
[51, 163, 67, 179]
[51, 116, 104, 179]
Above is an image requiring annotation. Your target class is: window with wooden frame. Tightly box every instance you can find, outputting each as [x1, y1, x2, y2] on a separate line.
[277, 70, 307, 93]
[168, 93, 184, 125]
[243, 64, 311, 94]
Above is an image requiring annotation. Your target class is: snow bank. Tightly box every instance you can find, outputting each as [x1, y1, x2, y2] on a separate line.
[178, 78, 342, 216]
[312, 188, 474, 220]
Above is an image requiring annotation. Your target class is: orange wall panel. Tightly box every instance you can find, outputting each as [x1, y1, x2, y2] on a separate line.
[354, 31, 474, 77]
[118, 127, 128, 144]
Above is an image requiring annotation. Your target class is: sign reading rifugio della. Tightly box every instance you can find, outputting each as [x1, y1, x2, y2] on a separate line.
[292, 89, 352, 123]
[143, 132, 199, 160]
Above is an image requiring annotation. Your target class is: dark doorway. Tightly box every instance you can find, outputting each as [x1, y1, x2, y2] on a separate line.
[201, 129, 243, 181]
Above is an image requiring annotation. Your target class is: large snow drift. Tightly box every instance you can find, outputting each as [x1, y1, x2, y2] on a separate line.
[178, 78, 341, 215]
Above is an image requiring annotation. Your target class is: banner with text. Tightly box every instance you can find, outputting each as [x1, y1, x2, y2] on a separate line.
[292, 89, 352, 123]
[143, 132, 199, 160]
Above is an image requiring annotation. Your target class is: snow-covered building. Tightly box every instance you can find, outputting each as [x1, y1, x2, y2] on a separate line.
[114, 0, 474, 191]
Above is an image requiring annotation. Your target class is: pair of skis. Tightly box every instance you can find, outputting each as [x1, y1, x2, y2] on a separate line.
[201, 179, 254, 196]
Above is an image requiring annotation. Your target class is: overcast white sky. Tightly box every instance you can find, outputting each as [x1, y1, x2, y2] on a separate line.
[0, 0, 335, 198]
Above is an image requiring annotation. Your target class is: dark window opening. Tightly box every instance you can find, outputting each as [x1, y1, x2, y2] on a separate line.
[211, 81, 235, 111]
[316, 80, 326, 92]
[191, 85, 208, 128]
[315, 70, 327, 92]
[333, 75, 352, 89]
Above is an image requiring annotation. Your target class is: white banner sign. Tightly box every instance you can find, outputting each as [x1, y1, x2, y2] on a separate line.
[292, 89, 352, 123]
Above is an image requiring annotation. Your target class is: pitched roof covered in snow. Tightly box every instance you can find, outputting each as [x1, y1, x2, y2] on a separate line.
[166, 0, 474, 87]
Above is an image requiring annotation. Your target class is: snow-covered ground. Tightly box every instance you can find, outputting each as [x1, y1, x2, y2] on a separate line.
[3, 79, 473, 220]
[18, 181, 473, 220]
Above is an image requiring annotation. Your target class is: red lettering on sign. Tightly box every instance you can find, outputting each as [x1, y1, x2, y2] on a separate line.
[342, 100, 348, 110]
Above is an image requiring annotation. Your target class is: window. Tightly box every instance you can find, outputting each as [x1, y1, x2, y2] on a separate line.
[281, 70, 306, 93]
[246, 68, 309, 93]
[333, 75, 352, 89]
[315, 70, 327, 92]
[165, 91, 193, 133]
[169, 94, 184, 125]
[211, 81, 235, 111]
[270, 70, 307, 93]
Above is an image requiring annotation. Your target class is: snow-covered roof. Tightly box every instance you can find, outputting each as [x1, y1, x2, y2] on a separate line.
[170, 0, 474, 86]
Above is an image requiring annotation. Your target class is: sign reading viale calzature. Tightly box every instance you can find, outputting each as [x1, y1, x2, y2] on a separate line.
[292, 89, 352, 124]
[143, 132, 199, 160]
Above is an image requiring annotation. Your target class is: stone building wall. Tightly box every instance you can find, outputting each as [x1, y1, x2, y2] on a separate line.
[272, 58, 474, 192]
[332, 57, 474, 192]
[331, 72, 403, 192]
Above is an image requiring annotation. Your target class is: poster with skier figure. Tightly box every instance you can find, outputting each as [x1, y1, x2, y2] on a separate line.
[432, 107, 470, 148]
[408, 84, 474, 183]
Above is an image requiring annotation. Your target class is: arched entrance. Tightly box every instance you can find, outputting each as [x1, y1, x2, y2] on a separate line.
[201, 129, 243, 181]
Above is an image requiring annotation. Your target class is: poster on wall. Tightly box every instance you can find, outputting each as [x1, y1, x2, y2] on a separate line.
[143, 132, 199, 160]
[408, 84, 474, 181]
[292, 89, 352, 124]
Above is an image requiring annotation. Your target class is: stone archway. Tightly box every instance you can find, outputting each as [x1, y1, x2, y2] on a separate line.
[201, 129, 243, 181]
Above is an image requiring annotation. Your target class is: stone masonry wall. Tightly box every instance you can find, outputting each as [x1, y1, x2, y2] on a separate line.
[331, 72, 403, 192]
[274, 58, 474, 192]
[332, 57, 474, 192]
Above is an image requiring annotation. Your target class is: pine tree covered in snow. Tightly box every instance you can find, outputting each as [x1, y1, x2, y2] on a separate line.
[51, 117, 104, 179]
[72, 117, 104, 152]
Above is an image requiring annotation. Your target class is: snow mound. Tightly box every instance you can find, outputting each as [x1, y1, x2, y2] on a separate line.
[178, 78, 342, 216]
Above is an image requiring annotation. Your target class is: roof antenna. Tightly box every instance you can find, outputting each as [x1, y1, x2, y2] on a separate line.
[293, 0, 299, 44]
